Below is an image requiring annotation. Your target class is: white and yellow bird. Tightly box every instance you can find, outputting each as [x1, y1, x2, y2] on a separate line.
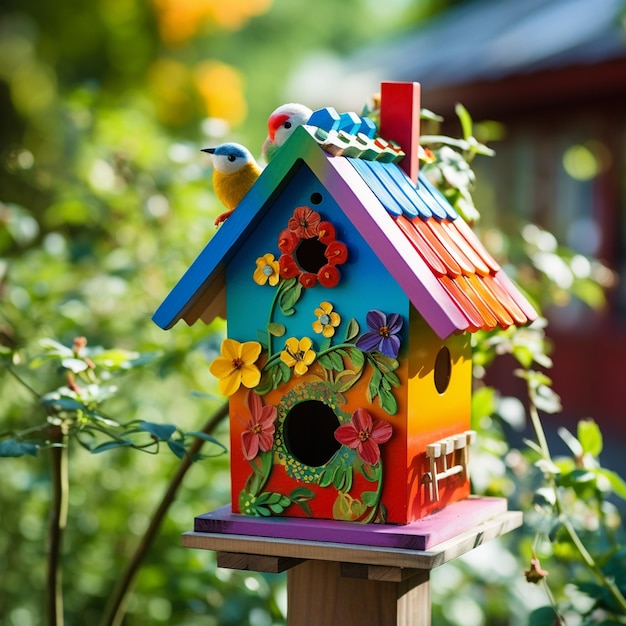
[201, 143, 262, 226]
[261, 102, 313, 163]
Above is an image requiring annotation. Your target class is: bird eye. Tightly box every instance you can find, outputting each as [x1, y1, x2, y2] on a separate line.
[284, 121, 292, 129]
[228, 155, 236, 162]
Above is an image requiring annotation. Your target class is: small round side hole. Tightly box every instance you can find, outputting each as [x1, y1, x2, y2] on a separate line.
[434, 346, 452, 394]
[310, 192, 323, 205]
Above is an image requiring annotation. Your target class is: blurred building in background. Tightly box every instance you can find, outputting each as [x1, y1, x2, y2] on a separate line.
[288, 0, 626, 434]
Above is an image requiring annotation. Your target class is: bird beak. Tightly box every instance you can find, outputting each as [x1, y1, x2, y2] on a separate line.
[201, 148, 216, 154]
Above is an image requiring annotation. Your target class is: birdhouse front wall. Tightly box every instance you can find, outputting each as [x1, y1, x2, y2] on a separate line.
[217, 162, 472, 524]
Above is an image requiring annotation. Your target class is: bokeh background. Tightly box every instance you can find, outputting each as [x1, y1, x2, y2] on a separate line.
[2, 0, 625, 624]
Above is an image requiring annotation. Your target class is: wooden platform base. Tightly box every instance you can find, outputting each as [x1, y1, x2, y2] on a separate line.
[194, 496, 507, 551]
[183, 498, 523, 626]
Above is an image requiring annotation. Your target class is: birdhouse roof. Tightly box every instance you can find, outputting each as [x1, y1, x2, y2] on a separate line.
[153, 123, 536, 340]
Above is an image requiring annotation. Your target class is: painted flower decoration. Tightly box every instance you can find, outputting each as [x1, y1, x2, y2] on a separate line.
[209, 339, 262, 396]
[278, 206, 348, 288]
[356, 310, 403, 359]
[253, 253, 280, 286]
[312, 302, 341, 338]
[280, 336, 316, 376]
[288, 206, 321, 238]
[334, 408, 392, 465]
[241, 390, 277, 461]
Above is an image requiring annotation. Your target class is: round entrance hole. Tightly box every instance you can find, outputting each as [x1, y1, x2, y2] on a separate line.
[294, 238, 327, 273]
[284, 400, 341, 467]
[434, 346, 452, 394]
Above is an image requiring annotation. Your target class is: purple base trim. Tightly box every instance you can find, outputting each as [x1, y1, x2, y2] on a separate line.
[193, 497, 508, 551]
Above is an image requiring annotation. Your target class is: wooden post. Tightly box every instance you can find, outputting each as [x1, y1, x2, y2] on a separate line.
[288, 561, 430, 626]
[182, 499, 522, 625]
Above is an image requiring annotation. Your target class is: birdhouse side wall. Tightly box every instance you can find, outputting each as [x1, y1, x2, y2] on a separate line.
[406, 310, 472, 521]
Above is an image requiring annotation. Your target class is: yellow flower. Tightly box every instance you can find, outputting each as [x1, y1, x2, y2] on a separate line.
[312, 301, 341, 338]
[253, 253, 280, 286]
[280, 337, 316, 376]
[209, 338, 261, 396]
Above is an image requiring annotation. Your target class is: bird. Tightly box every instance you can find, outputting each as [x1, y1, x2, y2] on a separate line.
[261, 102, 312, 163]
[201, 143, 262, 226]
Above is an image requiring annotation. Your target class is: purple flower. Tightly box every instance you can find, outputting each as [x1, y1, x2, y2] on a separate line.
[355, 310, 403, 358]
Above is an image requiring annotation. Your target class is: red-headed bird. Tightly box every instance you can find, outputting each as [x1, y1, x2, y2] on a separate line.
[201, 143, 262, 226]
[261, 103, 312, 163]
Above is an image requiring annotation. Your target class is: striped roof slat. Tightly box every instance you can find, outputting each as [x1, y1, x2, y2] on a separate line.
[383, 164, 438, 219]
[438, 275, 489, 332]
[452, 276, 500, 330]
[482, 274, 529, 325]
[424, 218, 476, 277]
[417, 172, 459, 220]
[395, 215, 448, 276]
[492, 271, 538, 322]
[450, 217, 501, 273]
[411, 218, 463, 277]
[441, 220, 491, 276]
[348, 158, 404, 217]
[464, 273, 515, 328]
[365, 161, 419, 218]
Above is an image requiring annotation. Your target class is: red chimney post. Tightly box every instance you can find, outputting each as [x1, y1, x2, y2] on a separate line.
[379, 81, 421, 185]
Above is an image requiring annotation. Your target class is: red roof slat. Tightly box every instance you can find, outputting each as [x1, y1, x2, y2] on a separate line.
[438, 275, 491, 331]
[425, 218, 476, 277]
[412, 218, 463, 277]
[395, 215, 448, 276]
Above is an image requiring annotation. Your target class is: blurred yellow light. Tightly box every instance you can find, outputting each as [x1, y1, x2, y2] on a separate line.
[562, 144, 599, 181]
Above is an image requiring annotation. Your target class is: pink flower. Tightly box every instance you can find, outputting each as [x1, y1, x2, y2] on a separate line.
[241, 391, 277, 461]
[334, 408, 392, 465]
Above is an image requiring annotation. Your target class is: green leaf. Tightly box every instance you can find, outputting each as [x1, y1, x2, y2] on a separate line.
[187, 431, 227, 453]
[89, 348, 142, 370]
[348, 347, 365, 369]
[528, 607, 561, 626]
[319, 338, 331, 352]
[279, 281, 303, 314]
[256, 329, 269, 349]
[318, 354, 333, 370]
[91, 440, 133, 454]
[267, 322, 286, 337]
[577, 419, 603, 457]
[361, 490, 379, 507]
[344, 318, 360, 342]
[139, 421, 176, 441]
[378, 387, 398, 415]
[167, 439, 187, 459]
[40, 395, 85, 412]
[455, 103, 473, 141]
[61, 357, 90, 373]
[327, 350, 344, 371]
[0, 438, 40, 457]
[595, 468, 626, 500]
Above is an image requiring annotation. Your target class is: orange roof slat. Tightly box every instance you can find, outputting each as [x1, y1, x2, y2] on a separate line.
[424, 218, 476, 277]
[486, 273, 533, 325]
[438, 275, 491, 331]
[464, 273, 515, 328]
[395, 215, 448, 277]
[412, 218, 463, 277]
[441, 220, 491, 276]
[452, 276, 499, 330]
[450, 217, 501, 273]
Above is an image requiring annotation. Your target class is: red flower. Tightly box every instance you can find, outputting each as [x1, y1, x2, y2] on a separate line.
[241, 391, 277, 461]
[317, 221, 336, 244]
[278, 229, 298, 253]
[299, 272, 317, 288]
[325, 240, 348, 265]
[288, 206, 321, 238]
[279, 254, 300, 279]
[317, 264, 340, 288]
[334, 408, 392, 465]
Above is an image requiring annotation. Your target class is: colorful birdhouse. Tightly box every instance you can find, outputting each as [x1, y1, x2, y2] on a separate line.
[153, 81, 537, 526]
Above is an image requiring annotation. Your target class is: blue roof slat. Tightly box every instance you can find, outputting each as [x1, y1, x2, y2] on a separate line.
[348, 158, 403, 217]
[375, 162, 435, 220]
[364, 161, 419, 219]
[418, 172, 459, 220]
